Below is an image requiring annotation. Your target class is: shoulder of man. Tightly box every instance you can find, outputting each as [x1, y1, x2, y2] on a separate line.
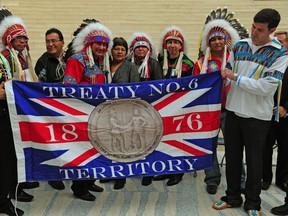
[1, 49, 11, 59]
[182, 54, 194, 66]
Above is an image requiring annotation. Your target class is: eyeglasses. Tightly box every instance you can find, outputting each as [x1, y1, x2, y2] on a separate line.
[45, 39, 62, 45]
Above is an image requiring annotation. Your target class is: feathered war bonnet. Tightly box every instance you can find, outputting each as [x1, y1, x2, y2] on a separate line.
[71, 21, 112, 74]
[199, 7, 249, 74]
[128, 32, 156, 79]
[0, 7, 12, 79]
[159, 25, 188, 78]
[0, 14, 28, 51]
[0, 8, 38, 82]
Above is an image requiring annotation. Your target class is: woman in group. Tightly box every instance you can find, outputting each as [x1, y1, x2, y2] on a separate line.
[103, 37, 139, 190]
[107, 37, 139, 84]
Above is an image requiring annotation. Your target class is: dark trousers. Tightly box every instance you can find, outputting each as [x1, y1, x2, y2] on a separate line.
[0, 113, 17, 208]
[71, 180, 95, 196]
[224, 111, 270, 211]
[204, 111, 225, 186]
[262, 118, 288, 184]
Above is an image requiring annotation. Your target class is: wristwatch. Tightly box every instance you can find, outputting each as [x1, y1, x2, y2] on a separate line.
[233, 73, 239, 81]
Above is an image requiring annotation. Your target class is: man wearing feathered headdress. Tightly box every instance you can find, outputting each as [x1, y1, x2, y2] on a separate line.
[63, 21, 112, 85]
[63, 21, 112, 201]
[158, 25, 194, 79]
[0, 14, 38, 82]
[0, 7, 27, 216]
[128, 32, 162, 82]
[194, 7, 249, 196]
[153, 26, 194, 187]
[0, 7, 41, 207]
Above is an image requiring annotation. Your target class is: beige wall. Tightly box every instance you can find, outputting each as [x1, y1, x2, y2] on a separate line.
[2, 0, 288, 64]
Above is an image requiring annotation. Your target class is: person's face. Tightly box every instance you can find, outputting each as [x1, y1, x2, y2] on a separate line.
[275, 33, 288, 49]
[251, 22, 276, 46]
[134, 46, 149, 60]
[166, 39, 182, 57]
[45, 33, 64, 57]
[11, 36, 28, 52]
[91, 41, 108, 59]
[209, 36, 225, 52]
[112, 45, 127, 62]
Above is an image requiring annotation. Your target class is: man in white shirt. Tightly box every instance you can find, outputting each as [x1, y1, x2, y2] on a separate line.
[213, 8, 288, 216]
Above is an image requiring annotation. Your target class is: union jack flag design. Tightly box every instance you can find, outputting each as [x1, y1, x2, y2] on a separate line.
[5, 72, 222, 182]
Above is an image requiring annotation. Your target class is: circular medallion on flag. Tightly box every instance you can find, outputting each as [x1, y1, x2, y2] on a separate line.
[88, 98, 163, 162]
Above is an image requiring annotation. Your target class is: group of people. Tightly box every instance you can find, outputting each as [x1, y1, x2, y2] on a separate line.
[0, 6, 288, 216]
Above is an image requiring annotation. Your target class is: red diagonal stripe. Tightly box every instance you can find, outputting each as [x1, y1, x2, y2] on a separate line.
[153, 91, 188, 111]
[38, 98, 87, 115]
[163, 140, 208, 156]
[63, 148, 98, 167]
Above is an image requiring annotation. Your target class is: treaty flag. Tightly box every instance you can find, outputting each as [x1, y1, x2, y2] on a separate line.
[5, 72, 222, 182]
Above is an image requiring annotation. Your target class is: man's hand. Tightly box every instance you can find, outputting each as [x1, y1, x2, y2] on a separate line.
[221, 68, 234, 80]
[278, 106, 287, 118]
[0, 82, 6, 100]
[273, 106, 287, 118]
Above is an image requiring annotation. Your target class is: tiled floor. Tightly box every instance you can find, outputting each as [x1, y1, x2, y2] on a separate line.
[5, 149, 284, 216]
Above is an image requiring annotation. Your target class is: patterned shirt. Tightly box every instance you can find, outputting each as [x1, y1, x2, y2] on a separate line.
[158, 54, 194, 79]
[194, 52, 230, 109]
[226, 38, 288, 120]
[1, 48, 28, 74]
[64, 51, 106, 84]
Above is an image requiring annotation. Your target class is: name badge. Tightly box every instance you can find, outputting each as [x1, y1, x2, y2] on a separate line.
[171, 69, 177, 77]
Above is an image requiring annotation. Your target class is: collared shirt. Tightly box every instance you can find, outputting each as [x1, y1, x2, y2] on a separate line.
[226, 38, 288, 120]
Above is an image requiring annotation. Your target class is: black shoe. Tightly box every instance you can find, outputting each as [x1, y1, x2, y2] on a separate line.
[48, 181, 65, 190]
[0, 204, 24, 216]
[142, 177, 153, 186]
[88, 184, 104, 192]
[19, 181, 40, 189]
[261, 181, 271, 190]
[10, 189, 34, 202]
[153, 175, 170, 181]
[74, 191, 95, 201]
[206, 185, 217, 195]
[167, 174, 183, 186]
[114, 179, 126, 190]
[276, 181, 288, 192]
[271, 203, 288, 215]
